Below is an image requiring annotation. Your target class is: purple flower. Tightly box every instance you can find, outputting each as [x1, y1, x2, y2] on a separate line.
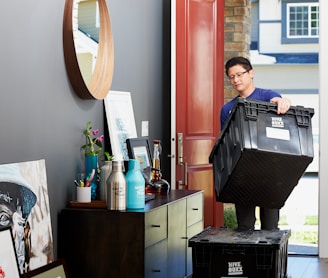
[97, 135, 104, 143]
[81, 122, 106, 157]
[81, 122, 112, 161]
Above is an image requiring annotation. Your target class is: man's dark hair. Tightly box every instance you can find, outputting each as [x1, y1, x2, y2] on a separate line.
[225, 57, 253, 76]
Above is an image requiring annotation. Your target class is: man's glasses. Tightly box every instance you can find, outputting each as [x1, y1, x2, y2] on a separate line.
[227, 70, 249, 81]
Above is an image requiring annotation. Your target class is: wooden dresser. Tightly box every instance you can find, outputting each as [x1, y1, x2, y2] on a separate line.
[58, 190, 204, 278]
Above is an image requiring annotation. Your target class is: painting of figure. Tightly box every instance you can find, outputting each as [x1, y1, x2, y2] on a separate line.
[0, 159, 53, 274]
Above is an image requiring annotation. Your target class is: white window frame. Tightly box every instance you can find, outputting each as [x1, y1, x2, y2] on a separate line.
[287, 2, 319, 38]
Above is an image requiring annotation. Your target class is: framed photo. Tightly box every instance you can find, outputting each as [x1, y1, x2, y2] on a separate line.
[22, 259, 68, 278]
[0, 226, 20, 278]
[126, 137, 152, 171]
[104, 91, 138, 160]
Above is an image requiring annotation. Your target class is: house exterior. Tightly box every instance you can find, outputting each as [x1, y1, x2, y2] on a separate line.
[250, 0, 319, 172]
[251, 0, 319, 54]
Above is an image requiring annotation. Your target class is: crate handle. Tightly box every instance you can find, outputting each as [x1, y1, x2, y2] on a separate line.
[225, 250, 246, 255]
[244, 102, 259, 120]
[294, 109, 312, 127]
[244, 101, 277, 120]
[258, 240, 268, 244]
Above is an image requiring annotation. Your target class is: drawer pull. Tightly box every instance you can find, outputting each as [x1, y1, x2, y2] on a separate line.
[151, 224, 161, 228]
[152, 269, 161, 272]
[192, 208, 199, 210]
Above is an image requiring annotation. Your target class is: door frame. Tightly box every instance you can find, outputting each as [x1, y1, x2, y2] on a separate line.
[170, 0, 177, 188]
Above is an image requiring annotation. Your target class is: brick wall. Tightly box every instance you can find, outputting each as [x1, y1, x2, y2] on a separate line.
[224, 0, 251, 102]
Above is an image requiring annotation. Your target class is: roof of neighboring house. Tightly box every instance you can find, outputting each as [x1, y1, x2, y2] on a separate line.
[266, 53, 318, 64]
[250, 50, 276, 64]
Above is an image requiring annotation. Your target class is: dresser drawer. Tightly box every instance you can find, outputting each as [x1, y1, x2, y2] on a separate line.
[187, 193, 203, 227]
[145, 206, 167, 248]
[145, 239, 167, 278]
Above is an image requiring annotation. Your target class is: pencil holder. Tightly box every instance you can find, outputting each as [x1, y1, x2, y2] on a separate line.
[76, 186, 91, 203]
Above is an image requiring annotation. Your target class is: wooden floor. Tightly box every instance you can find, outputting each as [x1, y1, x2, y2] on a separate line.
[287, 256, 328, 278]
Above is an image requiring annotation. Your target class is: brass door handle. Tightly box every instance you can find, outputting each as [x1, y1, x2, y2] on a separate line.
[182, 161, 188, 187]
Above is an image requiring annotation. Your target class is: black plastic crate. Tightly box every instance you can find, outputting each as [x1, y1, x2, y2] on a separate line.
[189, 227, 291, 278]
[209, 98, 314, 208]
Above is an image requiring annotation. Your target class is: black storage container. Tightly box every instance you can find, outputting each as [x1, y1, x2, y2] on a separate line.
[209, 98, 314, 208]
[189, 227, 291, 278]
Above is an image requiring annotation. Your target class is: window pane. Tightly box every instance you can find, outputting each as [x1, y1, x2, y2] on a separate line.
[287, 3, 319, 38]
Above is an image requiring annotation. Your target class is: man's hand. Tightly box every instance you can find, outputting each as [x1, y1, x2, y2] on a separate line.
[270, 97, 291, 114]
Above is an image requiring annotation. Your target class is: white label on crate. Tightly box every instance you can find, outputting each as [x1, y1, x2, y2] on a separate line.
[266, 127, 290, 141]
[227, 261, 243, 275]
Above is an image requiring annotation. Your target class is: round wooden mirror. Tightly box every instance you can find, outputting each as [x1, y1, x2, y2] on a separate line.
[63, 0, 114, 99]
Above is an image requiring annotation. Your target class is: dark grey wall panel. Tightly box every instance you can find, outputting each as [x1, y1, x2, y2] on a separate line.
[0, 0, 170, 258]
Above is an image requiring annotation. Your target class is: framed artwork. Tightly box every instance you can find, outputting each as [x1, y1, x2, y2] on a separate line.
[22, 259, 68, 278]
[0, 159, 53, 275]
[126, 137, 152, 171]
[0, 227, 20, 278]
[104, 91, 138, 160]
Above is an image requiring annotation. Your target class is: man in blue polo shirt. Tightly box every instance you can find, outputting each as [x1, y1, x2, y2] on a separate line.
[221, 56, 291, 230]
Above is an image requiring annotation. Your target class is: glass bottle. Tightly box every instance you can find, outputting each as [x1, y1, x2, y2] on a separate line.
[148, 139, 171, 195]
[106, 160, 126, 210]
[151, 139, 162, 182]
[126, 159, 145, 210]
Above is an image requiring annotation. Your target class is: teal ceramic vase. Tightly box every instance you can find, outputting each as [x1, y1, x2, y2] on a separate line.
[85, 155, 98, 200]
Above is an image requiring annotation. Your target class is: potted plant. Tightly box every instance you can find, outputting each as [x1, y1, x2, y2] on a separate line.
[81, 121, 112, 200]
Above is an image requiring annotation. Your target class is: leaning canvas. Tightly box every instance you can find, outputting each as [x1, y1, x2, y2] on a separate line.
[0, 159, 53, 274]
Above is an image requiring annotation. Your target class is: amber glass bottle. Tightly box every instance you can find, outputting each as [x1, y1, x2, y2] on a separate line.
[151, 139, 161, 181]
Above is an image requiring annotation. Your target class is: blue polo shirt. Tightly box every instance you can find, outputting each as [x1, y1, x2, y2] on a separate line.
[220, 88, 281, 130]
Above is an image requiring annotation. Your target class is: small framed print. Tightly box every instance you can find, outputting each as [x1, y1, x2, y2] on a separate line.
[22, 259, 68, 278]
[126, 137, 152, 172]
[0, 226, 20, 278]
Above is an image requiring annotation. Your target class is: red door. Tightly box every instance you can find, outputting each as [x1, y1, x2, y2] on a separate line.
[175, 0, 224, 228]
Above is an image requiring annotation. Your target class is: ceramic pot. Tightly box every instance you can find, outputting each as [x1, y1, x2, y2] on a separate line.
[85, 155, 98, 200]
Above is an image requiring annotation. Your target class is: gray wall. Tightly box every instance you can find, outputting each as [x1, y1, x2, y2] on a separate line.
[0, 0, 170, 258]
[108, 0, 171, 170]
